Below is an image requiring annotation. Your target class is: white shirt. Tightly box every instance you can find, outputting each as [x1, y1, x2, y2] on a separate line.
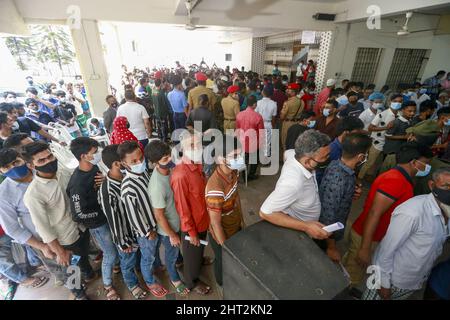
[373, 193, 449, 290]
[283, 149, 295, 162]
[255, 97, 277, 129]
[260, 158, 321, 221]
[116, 101, 150, 140]
[358, 98, 371, 110]
[359, 107, 380, 131]
[370, 108, 397, 151]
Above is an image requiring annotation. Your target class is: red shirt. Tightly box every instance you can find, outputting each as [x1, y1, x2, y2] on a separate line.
[0, 225, 4, 237]
[352, 166, 414, 242]
[301, 93, 315, 111]
[313, 87, 331, 116]
[170, 160, 210, 237]
[236, 107, 265, 154]
[271, 89, 288, 119]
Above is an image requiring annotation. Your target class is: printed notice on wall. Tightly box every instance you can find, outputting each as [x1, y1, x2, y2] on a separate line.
[301, 31, 316, 44]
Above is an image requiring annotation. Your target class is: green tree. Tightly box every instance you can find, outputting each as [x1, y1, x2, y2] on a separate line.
[31, 25, 76, 75]
[4, 36, 34, 70]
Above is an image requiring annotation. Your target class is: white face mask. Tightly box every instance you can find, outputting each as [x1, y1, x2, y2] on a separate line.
[11, 121, 19, 131]
[129, 160, 147, 174]
[184, 148, 203, 163]
[88, 151, 102, 165]
[373, 103, 384, 110]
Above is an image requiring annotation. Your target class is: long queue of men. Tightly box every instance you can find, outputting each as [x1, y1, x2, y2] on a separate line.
[0, 62, 449, 300]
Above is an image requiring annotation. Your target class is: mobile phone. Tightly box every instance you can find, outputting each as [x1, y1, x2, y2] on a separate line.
[70, 254, 81, 266]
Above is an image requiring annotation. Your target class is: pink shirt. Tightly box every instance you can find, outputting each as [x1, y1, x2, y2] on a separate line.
[236, 107, 265, 154]
[313, 87, 331, 116]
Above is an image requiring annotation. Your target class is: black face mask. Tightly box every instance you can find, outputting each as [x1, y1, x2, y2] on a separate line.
[433, 187, 450, 206]
[311, 157, 331, 169]
[36, 159, 58, 174]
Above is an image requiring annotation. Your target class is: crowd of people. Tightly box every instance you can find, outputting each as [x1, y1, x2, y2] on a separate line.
[0, 60, 449, 300]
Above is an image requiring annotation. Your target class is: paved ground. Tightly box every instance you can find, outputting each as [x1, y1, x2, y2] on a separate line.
[8, 168, 450, 300]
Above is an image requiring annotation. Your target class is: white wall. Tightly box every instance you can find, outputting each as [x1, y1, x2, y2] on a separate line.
[231, 38, 253, 71]
[325, 14, 450, 89]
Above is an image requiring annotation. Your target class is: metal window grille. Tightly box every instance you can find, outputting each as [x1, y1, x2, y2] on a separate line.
[350, 47, 383, 86]
[385, 49, 428, 90]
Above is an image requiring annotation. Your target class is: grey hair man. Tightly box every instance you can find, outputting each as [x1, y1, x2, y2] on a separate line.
[363, 167, 450, 300]
[259, 130, 332, 239]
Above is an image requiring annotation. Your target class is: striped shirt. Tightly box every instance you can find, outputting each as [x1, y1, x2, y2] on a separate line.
[98, 175, 136, 250]
[120, 169, 157, 238]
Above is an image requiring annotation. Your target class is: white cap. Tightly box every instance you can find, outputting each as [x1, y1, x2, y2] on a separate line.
[220, 75, 228, 82]
[326, 78, 336, 87]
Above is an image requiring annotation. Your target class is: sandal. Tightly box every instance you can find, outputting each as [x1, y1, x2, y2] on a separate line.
[0, 282, 18, 300]
[130, 285, 148, 300]
[21, 276, 49, 289]
[104, 286, 121, 300]
[146, 283, 168, 298]
[172, 282, 190, 296]
[193, 281, 211, 295]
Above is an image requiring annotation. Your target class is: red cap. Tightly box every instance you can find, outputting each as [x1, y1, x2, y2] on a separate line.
[195, 72, 207, 81]
[227, 85, 239, 94]
[287, 83, 300, 90]
[154, 71, 162, 79]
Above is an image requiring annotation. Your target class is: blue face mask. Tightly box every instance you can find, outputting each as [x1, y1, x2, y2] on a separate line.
[390, 102, 402, 110]
[307, 120, 316, 128]
[323, 109, 331, 117]
[159, 160, 175, 170]
[226, 156, 245, 171]
[445, 119, 450, 126]
[419, 88, 427, 94]
[416, 163, 432, 177]
[129, 160, 147, 174]
[2, 164, 29, 180]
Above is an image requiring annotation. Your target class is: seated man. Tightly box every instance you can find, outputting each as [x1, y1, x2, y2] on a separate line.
[259, 130, 331, 239]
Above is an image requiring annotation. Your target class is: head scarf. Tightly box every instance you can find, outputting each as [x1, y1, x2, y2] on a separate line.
[110, 116, 139, 145]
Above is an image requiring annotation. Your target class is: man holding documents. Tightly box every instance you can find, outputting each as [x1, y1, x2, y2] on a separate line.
[171, 130, 212, 295]
[318, 133, 372, 262]
[259, 130, 331, 239]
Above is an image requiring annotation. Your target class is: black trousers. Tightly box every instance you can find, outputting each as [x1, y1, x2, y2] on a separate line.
[63, 230, 94, 278]
[245, 150, 260, 177]
[181, 231, 207, 289]
[209, 235, 223, 287]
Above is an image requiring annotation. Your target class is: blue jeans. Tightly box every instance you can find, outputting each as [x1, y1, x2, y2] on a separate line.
[117, 249, 139, 290]
[0, 234, 28, 284]
[160, 235, 181, 282]
[136, 235, 160, 285]
[89, 224, 118, 287]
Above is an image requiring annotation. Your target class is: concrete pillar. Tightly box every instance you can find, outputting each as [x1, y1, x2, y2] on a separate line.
[70, 19, 109, 117]
[315, 31, 333, 91]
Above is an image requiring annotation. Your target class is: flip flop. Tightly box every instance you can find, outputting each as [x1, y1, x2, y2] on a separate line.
[172, 282, 190, 296]
[146, 283, 168, 298]
[130, 285, 149, 300]
[21, 276, 49, 289]
[0, 282, 18, 300]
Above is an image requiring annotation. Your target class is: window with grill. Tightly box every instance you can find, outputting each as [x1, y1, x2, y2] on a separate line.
[385, 49, 429, 90]
[350, 47, 383, 86]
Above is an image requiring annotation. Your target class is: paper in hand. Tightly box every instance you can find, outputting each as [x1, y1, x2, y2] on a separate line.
[184, 235, 208, 246]
[322, 222, 344, 233]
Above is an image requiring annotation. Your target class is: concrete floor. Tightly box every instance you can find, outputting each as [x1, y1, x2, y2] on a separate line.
[7, 167, 450, 300]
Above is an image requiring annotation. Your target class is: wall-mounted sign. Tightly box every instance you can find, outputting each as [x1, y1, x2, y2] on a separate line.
[301, 31, 316, 44]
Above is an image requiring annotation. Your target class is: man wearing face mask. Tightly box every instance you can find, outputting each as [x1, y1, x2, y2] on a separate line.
[316, 99, 341, 140]
[170, 131, 211, 295]
[23, 142, 95, 300]
[318, 133, 372, 263]
[118, 141, 167, 298]
[358, 92, 385, 130]
[146, 140, 189, 297]
[423, 70, 446, 100]
[53, 90, 81, 138]
[25, 98, 55, 126]
[358, 94, 403, 181]
[206, 135, 245, 287]
[362, 167, 450, 300]
[260, 130, 331, 240]
[66, 138, 122, 299]
[103, 95, 118, 134]
[344, 142, 433, 290]
[280, 83, 303, 151]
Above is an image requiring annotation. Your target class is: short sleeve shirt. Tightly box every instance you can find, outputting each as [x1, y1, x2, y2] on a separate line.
[352, 166, 414, 242]
[370, 108, 398, 151]
[148, 169, 180, 236]
[116, 101, 150, 140]
[261, 158, 321, 221]
[383, 117, 412, 154]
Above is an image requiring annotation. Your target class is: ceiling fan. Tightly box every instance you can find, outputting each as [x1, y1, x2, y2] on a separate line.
[383, 11, 437, 36]
[182, 0, 207, 31]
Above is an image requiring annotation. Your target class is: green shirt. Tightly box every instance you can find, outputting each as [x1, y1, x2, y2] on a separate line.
[148, 169, 180, 236]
